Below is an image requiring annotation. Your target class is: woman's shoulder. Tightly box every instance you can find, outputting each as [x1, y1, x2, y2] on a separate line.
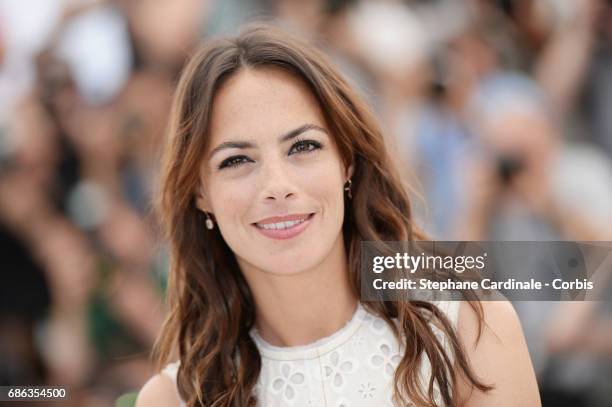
[430, 299, 461, 328]
[136, 362, 183, 407]
[454, 299, 529, 360]
[429, 298, 522, 342]
[454, 300, 541, 406]
[456, 300, 522, 347]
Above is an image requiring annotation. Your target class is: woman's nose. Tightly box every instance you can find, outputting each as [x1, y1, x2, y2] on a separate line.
[258, 158, 297, 202]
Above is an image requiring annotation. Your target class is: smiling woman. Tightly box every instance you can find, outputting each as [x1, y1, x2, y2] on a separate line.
[196, 67, 350, 276]
[137, 24, 540, 407]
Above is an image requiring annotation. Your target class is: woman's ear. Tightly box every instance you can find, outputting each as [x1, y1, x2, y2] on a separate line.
[195, 185, 212, 213]
[346, 163, 355, 180]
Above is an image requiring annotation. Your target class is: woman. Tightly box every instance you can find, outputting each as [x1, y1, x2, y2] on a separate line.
[137, 24, 540, 406]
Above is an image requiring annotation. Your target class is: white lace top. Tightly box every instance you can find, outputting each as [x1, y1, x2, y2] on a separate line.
[161, 300, 461, 406]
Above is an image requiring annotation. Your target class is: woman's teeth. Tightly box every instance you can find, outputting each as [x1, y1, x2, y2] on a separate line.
[257, 218, 306, 230]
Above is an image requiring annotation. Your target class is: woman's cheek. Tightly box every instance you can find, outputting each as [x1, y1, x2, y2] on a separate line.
[211, 178, 255, 223]
[300, 166, 344, 215]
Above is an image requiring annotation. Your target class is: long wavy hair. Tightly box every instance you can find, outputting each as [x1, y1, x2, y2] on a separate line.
[154, 24, 491, 406]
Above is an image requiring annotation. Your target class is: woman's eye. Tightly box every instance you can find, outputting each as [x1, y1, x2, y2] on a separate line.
[289, 139, 322, 155]
[218, 155, 252, 170]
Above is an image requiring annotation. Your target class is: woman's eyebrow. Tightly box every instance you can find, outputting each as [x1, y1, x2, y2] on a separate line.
[279, 123, 327, 142]
[209, 123, 327, 159]
[209, 140, 255, 159]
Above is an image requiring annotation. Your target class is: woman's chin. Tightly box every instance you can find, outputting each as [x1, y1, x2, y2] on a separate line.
[257, 259, 317, 276]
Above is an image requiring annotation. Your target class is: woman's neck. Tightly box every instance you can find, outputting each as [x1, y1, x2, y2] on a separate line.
[239, 236, 358, 347]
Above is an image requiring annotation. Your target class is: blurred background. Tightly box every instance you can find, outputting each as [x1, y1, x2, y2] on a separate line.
[0, 0, 611, 406]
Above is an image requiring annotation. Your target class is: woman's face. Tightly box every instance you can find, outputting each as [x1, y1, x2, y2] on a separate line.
[198, 68, 352, 276]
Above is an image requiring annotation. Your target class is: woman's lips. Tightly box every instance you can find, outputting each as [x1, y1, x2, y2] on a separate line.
[253, 213, 315, 240]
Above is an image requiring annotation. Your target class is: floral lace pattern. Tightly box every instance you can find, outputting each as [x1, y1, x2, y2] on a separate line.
[162, 300, 460, 407]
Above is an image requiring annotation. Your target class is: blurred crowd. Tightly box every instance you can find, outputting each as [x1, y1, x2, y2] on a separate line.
[0, 0, 611, 406]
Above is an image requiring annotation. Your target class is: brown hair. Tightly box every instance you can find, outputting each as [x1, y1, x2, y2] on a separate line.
[154, 23, 491, 406]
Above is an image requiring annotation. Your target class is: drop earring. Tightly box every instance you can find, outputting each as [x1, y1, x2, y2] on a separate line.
[344, 179, 352, 199]
[205, 212, 215, 230]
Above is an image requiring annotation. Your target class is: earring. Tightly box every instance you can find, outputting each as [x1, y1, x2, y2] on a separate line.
[205, 212, 215, 230]
[344, 179, 352, 199]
